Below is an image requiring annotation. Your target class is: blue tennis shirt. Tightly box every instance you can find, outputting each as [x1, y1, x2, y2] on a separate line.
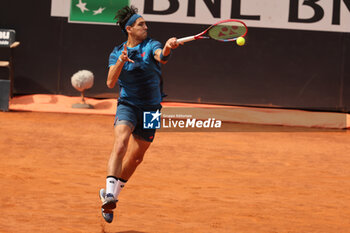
[109, 38, 164, 106]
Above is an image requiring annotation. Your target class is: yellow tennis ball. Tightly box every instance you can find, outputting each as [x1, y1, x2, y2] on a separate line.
[236, 37, 245, 46]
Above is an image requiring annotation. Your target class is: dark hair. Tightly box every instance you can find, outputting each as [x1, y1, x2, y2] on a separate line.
[114, 5, 138, 34]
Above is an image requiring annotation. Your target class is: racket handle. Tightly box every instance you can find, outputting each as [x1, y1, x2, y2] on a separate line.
[177, 36, 196, 44]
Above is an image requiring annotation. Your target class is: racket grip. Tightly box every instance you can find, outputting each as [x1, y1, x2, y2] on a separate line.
[177, 36, 196, 44]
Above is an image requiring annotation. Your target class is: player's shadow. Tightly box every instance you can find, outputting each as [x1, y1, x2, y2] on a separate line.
[101, 221, 147, 233]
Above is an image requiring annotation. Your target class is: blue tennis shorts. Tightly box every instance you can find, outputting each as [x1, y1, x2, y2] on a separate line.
[114, 100, 162, 142]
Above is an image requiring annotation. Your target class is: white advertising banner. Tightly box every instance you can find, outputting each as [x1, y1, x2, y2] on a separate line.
[51, 0, 350, 33]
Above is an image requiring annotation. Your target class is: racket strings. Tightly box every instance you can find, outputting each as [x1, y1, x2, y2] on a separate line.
[208, 22, 247, 41]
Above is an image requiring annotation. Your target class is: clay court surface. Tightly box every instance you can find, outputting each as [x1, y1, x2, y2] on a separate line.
[0, 111, 350, 233]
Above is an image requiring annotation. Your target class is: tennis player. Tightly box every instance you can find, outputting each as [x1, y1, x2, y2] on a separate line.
[99, 5, 182, 223]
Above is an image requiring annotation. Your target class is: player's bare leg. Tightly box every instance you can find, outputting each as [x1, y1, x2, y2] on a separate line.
[109, 136, 151, 208]
[105, 124, 132, 204]
[107, 124, 133, 177]
[100, 124, 132, 223]
[101, 128, 152, 223]
[120, 136, 151, 180]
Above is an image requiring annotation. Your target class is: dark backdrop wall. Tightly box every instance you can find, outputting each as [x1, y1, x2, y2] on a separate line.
[1, 0, 349, 112]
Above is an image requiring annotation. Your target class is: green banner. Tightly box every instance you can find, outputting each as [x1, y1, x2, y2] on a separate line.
[69, 0, 129, 24]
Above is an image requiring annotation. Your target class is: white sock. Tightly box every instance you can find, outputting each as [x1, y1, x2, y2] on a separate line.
[114, 179, 126, 200]
[106, 176, 118, 197]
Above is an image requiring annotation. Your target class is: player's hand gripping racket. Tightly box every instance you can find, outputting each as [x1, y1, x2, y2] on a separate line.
[177, 19, 247, 44]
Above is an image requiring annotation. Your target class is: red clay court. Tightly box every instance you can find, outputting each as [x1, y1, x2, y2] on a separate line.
[1, 96, 350, 233]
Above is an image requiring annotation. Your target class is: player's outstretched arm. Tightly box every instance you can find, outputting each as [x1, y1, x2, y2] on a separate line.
[154, 37, 182, 64]
[107, 44, 134, 88]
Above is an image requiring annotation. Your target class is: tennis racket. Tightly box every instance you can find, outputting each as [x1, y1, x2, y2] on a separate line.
[177, 19, 247, 44]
